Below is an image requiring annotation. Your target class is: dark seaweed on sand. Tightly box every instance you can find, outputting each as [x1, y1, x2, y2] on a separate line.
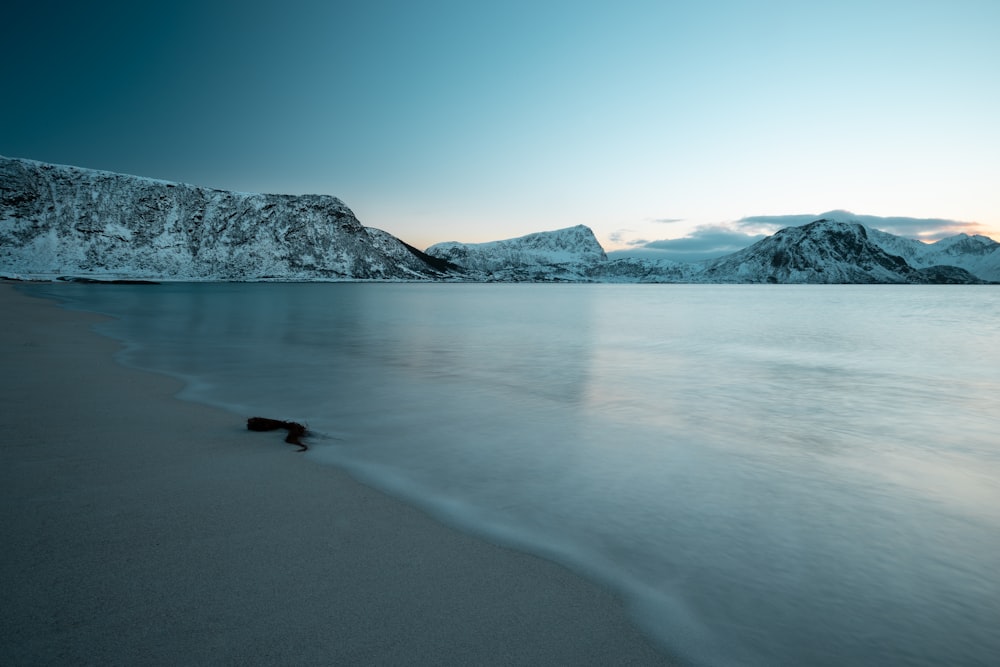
[246, 417, 308, 452]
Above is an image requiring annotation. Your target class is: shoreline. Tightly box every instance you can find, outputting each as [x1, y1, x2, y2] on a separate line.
[0, 282, 673, 665]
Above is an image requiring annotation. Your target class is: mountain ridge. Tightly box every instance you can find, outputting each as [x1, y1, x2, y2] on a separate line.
[2, 157, 996, 284]
[425, 224, 607, 281]
[0, 156, 452, 281]
[696, 219, 982, 284]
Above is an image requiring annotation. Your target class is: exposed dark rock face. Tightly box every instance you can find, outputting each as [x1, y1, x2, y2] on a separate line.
[914, 265, 985, 284]
[868, 227, 1000, 282]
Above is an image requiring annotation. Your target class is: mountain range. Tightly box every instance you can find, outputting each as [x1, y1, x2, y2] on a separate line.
[2, 156, 997, 284]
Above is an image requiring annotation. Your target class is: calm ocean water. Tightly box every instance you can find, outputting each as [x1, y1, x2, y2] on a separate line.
[28, 283, 1000, 666]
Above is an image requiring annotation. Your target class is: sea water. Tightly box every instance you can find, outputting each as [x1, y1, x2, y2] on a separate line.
[27, 282, 1000, 666]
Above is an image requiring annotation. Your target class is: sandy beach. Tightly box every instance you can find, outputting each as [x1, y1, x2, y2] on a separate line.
[0, 283, 672, 666]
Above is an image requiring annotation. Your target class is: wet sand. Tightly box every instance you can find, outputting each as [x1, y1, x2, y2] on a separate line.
[0, 282, 672, 665]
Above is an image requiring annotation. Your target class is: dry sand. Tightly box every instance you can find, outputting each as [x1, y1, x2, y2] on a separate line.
[0, 283, 673, 666]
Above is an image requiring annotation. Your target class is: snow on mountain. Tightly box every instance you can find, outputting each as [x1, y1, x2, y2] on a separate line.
[589, 256, 704, 283]
[3, 156, 995, 284]
[698, 219, 984, 284]
[425, 225, 607, 281]
[867, 228, 1000, 282]
[422, 219, 989, 284]
[0, 156, 451, 281]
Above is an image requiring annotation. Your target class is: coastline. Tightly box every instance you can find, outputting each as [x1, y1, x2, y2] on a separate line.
[0, 282, 672, 665]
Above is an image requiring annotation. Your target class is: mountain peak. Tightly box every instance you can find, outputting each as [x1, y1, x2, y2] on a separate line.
[425, 225, 607, 281]
[699, 218, 981, 283]
[815, 209, 859, 221]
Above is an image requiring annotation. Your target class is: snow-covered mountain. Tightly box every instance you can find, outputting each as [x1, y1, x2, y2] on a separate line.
[867, 228, 1000, 282]
[425, 225, 607, 281]
[0, 156, 453, 281]
[3, 156, 996, 284]
[424, 218, 994, 284]
[592, 220, 991, 284]
[694, 219, 983, 284]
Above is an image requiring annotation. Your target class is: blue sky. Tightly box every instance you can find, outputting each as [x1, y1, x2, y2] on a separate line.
[3, 1, 998, 252]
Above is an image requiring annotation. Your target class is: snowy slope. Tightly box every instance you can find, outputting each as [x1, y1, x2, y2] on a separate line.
[868, 228, 1000, 282]
[433, 218, 992, 284]
[0, 156, 451, 281]
[425, 225, 607, 281]
[590, 256, 704, 282]
[698, 220, 984, 284]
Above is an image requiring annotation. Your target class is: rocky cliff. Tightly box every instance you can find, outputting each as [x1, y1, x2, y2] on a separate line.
[0, 156, 451, 281]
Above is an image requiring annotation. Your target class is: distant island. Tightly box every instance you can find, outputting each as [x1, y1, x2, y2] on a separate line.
[2, 156, 997, 284]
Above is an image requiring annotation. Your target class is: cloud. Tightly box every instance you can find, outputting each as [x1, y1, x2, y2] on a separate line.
[737, 210, 979, 240]
[607, 210, 986, 264]
[608, 229, 649, 246]
[608, 225, 766, 262]
[652, 218, 684, 224]
[737, 213, 824, 232]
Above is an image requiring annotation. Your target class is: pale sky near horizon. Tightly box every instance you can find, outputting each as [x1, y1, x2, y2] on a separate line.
[3, 1, 998, 253]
